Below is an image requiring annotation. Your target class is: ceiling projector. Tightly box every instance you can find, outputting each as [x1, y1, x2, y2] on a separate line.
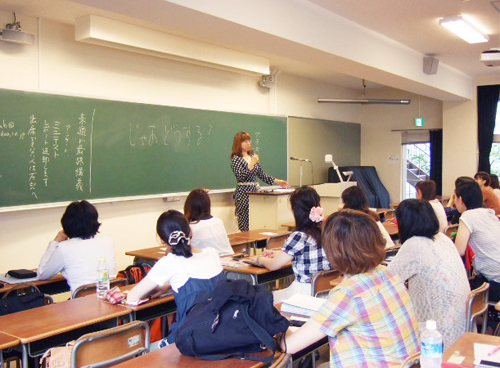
[481, 49, 500, 67]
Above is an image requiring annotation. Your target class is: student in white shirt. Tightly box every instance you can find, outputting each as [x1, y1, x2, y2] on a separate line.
[416, 180, 448, 233]
[184, 188, 234, 256]
[37, 200, 117, 294]
[127, 210, 224, 344]
[455, 180, 500, 302]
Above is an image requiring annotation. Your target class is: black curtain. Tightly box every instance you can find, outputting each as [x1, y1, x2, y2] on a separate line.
[477, 85, 500, 172]
[430, 129, 443, 195]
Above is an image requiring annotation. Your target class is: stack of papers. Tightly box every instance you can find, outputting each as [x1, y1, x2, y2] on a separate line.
[220, 258, 249, 268]
[474, 343, 500, 367]
[281, 293, 325, 317]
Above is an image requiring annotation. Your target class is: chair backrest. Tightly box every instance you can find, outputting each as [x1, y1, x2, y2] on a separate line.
[311, 270, 343, 298]
[71, 321, 150, 368]
[400, 351, 420, 368]
[444, 224, 459, 241]
[465, 282, 490, 333]
[267, 234, 288, 250]
[71, 278, 128, 299]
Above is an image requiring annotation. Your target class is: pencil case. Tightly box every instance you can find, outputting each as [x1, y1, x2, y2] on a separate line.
[7, 269, 37, 279]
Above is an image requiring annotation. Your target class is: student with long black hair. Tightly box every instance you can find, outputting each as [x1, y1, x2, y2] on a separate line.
[127, 210, 225, 344]
[251, 186, 331, 303]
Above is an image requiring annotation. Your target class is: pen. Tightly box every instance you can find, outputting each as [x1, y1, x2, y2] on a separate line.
[488, 345, 500, 356]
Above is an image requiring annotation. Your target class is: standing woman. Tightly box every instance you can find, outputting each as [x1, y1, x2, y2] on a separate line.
[230, 132, 289, 231]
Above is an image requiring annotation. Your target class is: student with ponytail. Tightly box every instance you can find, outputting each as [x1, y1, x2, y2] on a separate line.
[127, 210, 224, 344]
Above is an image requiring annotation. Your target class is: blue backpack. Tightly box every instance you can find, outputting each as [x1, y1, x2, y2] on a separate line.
[175, 279, 289, 363]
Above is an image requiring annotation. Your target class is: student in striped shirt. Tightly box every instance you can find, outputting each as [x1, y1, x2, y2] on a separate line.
[280, 210, 419, 368]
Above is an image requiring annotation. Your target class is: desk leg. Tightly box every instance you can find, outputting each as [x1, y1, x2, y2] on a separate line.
[22, 344, 28, 368]
[0, 350, 3, 368]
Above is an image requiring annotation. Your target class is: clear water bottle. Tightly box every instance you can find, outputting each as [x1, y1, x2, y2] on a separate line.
[96, 257, 110, 299]
[420, 320, 443, 368]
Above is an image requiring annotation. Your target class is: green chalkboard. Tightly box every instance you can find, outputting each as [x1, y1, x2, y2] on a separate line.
[0, 89, 287, 208]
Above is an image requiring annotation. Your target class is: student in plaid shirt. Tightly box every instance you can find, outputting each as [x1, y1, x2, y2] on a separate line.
[251, 186, 331, 303]
[280, 210, 419, 368]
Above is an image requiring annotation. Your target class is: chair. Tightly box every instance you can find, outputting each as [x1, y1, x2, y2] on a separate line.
[400, 351, 420, 368]
[465, 282, 489, 334]
[494, 301, 500, 336]
[269, 352, 292, 368]
[71, 278, 129, 299]
[311, 270, 343, 298]
[444, 224, 458, 241]
[71, 321, 150, 368]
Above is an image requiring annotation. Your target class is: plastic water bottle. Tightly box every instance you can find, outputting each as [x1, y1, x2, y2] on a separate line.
[96, 257, 110, 299]
[420, 320, 443, 368]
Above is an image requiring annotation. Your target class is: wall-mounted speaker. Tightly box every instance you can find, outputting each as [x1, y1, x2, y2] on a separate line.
[423, 56, 439, 75]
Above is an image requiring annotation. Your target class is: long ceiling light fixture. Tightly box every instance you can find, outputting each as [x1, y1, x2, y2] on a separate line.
[318, 80, 411, 105]
[439, 15, 489, 44]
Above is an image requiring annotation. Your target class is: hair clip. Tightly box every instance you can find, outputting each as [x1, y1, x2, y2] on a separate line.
[309, 206, 324, 223]
[168, 230, 187, 246]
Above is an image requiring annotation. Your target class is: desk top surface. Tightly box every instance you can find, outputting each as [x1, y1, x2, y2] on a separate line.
[0, 331, 19, 350]
[112, 343, 282, 368]
[0, 296, 130, 343]
[444, 332, 500, 366]
[0, 274, 66, 293]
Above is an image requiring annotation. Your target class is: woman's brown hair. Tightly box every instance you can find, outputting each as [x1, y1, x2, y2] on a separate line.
[230, 132, 251, 157]
[322, 209, 385, 274]
[184, 188, 211, 223]
[416, 180, 437, 200]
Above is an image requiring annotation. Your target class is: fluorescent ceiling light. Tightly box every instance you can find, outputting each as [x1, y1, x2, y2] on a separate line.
[439, 15, 489, 44]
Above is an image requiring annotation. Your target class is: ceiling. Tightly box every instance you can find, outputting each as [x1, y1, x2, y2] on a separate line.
[1, 0, 499, 96]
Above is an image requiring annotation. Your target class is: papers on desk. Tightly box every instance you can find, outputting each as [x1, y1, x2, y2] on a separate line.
[220, 257, 250, 268]
[281, 293, 324, 317]
[259, 232, 278, 236]
[474, 343, 500, 367]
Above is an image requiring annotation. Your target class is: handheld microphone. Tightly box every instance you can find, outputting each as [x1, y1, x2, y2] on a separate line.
[290, 157, 311, 162]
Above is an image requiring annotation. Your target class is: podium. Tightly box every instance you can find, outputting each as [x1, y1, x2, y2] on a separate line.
[248, 189, 294, 230]
[311, 182, 357, 215]
[248, 183, 357, 230]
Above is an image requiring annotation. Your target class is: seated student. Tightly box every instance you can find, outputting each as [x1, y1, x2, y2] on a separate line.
[445, 176, 475, 224]
[455, 181, 500, 302]
[416, 180, 448, 233]
[281, 210, 419, 367]
[127, 210, 225, 344]
[184, 188, 234, 256]
[251, 186, 331, 303]
[490, 174, 500, 201]
[474, 171, 500, 215]
[387, 199, 470, 349]
[340, 185, 395, 248]
[37, 200, 117, 294]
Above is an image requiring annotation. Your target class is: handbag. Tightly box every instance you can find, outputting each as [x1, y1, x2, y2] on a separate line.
[175, 279, 289, 362]
[39, 342, 74, 368]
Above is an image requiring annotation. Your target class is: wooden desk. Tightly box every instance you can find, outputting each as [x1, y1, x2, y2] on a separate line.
[112, 342, 284, 368]
[0, 297, 131, 368]
[0, 274, 69, 296]
[0, 332, 19, 367]
[444, 332, 500, 366]
[228, 229, 291, 255]
[223, 262, 293, 286]
[283, 220, 398, 237]
[125, 246, 166, 261]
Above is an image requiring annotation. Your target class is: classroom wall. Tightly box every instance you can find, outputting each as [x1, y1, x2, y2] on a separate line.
[0, 11, 444, 272]
[360, 87, 443, 201]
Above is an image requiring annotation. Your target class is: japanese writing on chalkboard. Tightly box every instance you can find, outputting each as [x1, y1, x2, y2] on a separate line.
[129, 123, 213, 148]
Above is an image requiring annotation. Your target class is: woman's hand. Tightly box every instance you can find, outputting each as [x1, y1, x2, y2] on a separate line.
[275, 179, 290, 188]
[261, 250, 275, 258]
[249, 154, 260, 169]
[54, 230, 68, 242]
[447, 192, 456, 208]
